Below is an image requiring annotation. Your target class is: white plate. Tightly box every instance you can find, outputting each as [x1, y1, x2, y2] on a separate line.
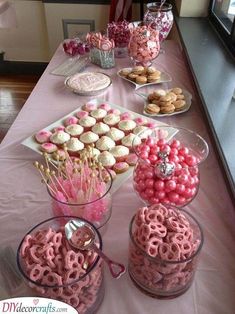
[64, 72, 112, 96]
[136, 89, 192, 117]
[22, 100, 175, 194]
[117, 67, 172, 90]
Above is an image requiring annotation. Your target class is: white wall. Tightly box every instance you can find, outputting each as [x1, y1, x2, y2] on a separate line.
[0, 0, 49, 62]
[175, 0, 210, 17]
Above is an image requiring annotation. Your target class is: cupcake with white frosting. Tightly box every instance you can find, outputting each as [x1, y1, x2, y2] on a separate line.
[118, 120, 136, 134]
[109, 145, 129, 162]
[103, 113, 120, 127]
[50, 131, 70, 145]
[98, 151, 116, 168]
[80, 131, 99, 145]
[106, 127, 125, 144]
[96, 136, 116, 151]
[92, 122, 110, 136]
[66, 138, 84, 154]
[65, 124, 84, 137]
[79, 116, 96, 131]
[90, 108, 107, 121]
[121, 133, 141, 151]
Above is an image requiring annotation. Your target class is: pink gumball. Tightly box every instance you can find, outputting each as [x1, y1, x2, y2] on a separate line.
[165, 180, 177, 191]
[169, 147, 178, 156]
[185, 154, 198, 166]
[148, 154, 158, 164]
[139, 144, 150, 153]
[155, 190, 165, 199]
[178, 146, 189, 156]
[168, 191, 180, 203]
[178, 155, 185, 162]
[140, 151, 149, 160]
[150, 146, 160, 155]
[178, 174, 189, 184]
[138, 180, 146, 191]
[145, 170, 154, 179]
[161, 144, 171, 154]
[146, 138, 155, 147]
[177, 196, 186, 205]
[183, 188, 193, 199]
[145, 178, 154, 188]
[175, 183, 186, 194]
[189, 166, 199, 176]
[150, 197, 159, 204]
[145, 188, 155, 198]
[171, 139, 180, 148]
[157, 139, 166, 146]
[154, 180, 165, 191]
[169, 155, 179, 164]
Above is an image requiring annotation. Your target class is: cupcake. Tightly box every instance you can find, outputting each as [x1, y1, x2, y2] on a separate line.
[109, 145, 129, 162]
[76, 110, 89, 119]
[89, 147, 101, 158]
[79, 116, 96, 131]
[64, 116, 78, 126]
[118, 120, 136, 134]
[96, 136, 116, 151]
[133, 126, 151, 139]
[134, 117, 148, 126]
[120, 112, 134, 121]
[35, 130, 52, 144]
[65, 124, 84, 137]
[108, 108, 121, 115]
[80, 131, 99, 145]
[50, 131, 70, 145]
[103, 113, 120, 127]
[92, 122, 110, 136]
[82, 103, 97, 112]
[121, 133, 141, 151]
[53, 126, 65, 132]
[52, 149, 67, 161]
[106, 127, 125, 144]
[40, 143, 57, 153]
[99, 103, 111, 111]
[113, 162, 129, 174]
[66, 138, 84, 154]
[90, 109, 107, 121]
[98, 151, 116, 168]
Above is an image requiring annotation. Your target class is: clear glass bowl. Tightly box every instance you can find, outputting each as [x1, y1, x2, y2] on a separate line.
[47, 168, 113, 230]
[143, 2, 174, 43]
[133, 126, 209, 207]
[128, 206, 204, 298]
[16, 216, 104, 314]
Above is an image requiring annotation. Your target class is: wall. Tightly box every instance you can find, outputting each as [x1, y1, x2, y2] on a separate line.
[0, 0, 49, 62]
[175, 0, 210, 17]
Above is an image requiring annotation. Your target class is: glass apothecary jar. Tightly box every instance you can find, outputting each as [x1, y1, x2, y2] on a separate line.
[17, 216, 104, 314]
[143, 2, 174, 43]
[133, 126, 209, 207]
[128, 24, 160, 67]
[47, 168, 113, 230]
[128, 204, 203, 298]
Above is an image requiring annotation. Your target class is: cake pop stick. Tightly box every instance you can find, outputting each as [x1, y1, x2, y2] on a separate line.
[33, 162, 57, 195]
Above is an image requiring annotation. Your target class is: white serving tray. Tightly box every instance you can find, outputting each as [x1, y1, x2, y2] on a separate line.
[22, 99, 176, 194]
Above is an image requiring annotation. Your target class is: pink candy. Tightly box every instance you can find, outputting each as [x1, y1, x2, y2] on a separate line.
[107, 20, 131, 47]
[129, 204, 202, 295]
[20, 226, 103, 313]
[128, 25, 160, 66]
[133, 137, 200, 206]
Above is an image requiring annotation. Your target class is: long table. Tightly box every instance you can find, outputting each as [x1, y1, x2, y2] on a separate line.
[0, 41, 235, 314]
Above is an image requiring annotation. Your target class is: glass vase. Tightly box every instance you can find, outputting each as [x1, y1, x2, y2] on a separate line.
[133, 126, 209, 207]
[128, 206, 203, 298]
[90, 47, 115, 69]
[17, 216, 104, 314]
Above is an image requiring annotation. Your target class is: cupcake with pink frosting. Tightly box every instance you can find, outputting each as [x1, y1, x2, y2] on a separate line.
[40, 143, 58, 153]
[35, 130, 52, 144]
[76, 110, 89, 119]
[64, 116, 78, 126]
[82, 102, 97, 112]
[99, 103, 111, 111]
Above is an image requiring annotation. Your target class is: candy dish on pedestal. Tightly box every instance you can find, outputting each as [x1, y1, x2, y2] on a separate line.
[132, 126, 209, 207]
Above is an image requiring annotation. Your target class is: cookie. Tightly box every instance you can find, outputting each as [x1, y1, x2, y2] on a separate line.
[128, 73, 139, 81]
[168, 92, 177, 102]
[177, 94, 185, 100]
[160, 104, 175, 114]
[119, 69, 131, 77]
[126, 153, 138, 166]
[113, 162, 129, 174]
[136, 76, 147, 85]
[132, 66, 145, 75]
[171, 87, 183, 95]
[173, 99, 186, 111]
[145, 103, 161, 114]
[147, 74, 160, 83]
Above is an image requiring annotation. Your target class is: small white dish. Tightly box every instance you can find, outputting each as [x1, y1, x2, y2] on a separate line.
[117, 67, 172, 90]
[136, 89, 192, 117]
[65, 72, 112, 96]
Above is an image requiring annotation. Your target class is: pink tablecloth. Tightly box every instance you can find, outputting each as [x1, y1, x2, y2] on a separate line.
[0, 41, 234, 314]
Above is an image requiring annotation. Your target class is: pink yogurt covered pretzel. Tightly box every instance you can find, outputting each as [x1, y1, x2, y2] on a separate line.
[20, 226, 103, 314]
[129, 204, 201, 295]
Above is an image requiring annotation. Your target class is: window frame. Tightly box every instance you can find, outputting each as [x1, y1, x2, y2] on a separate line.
[208, 0, 235, 56]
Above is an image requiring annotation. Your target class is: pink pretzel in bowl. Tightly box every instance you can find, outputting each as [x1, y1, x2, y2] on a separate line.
[17, 217, 105, 314]
[128, 203, 203, 298]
